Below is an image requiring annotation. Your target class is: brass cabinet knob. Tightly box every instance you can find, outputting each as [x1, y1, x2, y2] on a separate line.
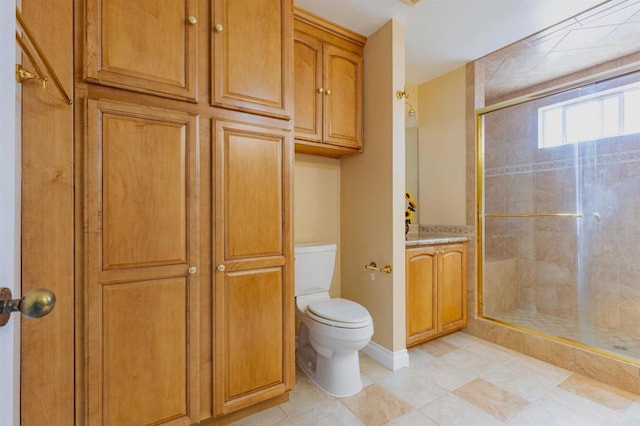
[0, 287, 56, 326]
[188, 266, 197, 275]
[325, 89, 331, 95]
[217, 264, 226, 272]
[214, 23, 224, 32]
[317, 87, 324, 94]
[188, 16, 197, 25]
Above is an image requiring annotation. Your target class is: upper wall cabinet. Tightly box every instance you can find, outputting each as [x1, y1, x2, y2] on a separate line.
[293, 9, 365, 158]
[84, 0, 198, 101]
[212, 0, 293, 119]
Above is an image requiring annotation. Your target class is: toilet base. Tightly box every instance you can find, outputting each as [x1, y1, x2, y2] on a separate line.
[296, 324, 365, 397]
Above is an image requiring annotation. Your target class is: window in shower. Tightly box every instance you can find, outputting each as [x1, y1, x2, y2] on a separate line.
[538, 80, 640, 148]
[479, 70, 640, 363]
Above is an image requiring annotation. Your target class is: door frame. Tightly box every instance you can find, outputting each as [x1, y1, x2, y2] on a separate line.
[0, 1, 20, 425]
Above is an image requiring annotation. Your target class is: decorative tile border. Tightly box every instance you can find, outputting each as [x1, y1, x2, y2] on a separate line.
[486, 149, 640, 177]
[419, 224, 475, 235]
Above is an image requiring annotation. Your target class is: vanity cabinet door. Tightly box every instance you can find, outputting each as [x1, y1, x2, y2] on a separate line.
[212, 0, 293, 119]
[406, 247, 438, 346]
[212, 120, 294, 415]
[84, 0, 198, 100]
[438, 244, 467, 333]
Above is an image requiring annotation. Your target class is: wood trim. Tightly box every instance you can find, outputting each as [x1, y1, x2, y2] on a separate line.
[294, 7, 366, 47]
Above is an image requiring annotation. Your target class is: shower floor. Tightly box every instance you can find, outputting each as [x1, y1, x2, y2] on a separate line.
[491, 309, 640, 362]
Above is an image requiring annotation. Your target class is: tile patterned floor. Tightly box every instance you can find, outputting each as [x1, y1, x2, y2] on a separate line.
[231, 332, 640, 425]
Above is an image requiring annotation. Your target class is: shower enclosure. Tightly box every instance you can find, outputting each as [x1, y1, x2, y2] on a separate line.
[479, 70, 640, 363]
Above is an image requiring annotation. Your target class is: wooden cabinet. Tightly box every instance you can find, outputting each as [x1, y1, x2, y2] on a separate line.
[77, 1, 295, 424]
[212, 0, 293, 119]
[406, 242, 467, 347]
[84, 99, 200, 425]
[293, 9, 365, 158]
[84, 0, 198, 100]
[212, 120, 294, 414]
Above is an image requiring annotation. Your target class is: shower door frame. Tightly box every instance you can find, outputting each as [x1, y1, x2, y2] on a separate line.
[475, 62, 640, 365]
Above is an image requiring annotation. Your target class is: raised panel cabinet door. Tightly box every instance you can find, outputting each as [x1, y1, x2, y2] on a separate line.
[438, 244, 467, 332]
[212, 0, 293, 119]
[323, 43, 363, 149]
[84, 99, 200, 425]
[406, 247, 438, 347]
[213, 120, 294, 415]
[293, 30, 323, 142]
[85, 0, 198, 100]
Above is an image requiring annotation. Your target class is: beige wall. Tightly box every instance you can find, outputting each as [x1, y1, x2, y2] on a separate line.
[341, 19, 406, 352]
[418, 66, 467, 225]
[294, 153, 341, 297]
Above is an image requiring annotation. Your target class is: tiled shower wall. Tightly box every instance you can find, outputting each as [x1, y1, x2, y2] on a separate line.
[482, 88, 640, 336]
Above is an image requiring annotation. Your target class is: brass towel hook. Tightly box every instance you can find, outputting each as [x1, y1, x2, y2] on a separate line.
[15, 9, 72, 105]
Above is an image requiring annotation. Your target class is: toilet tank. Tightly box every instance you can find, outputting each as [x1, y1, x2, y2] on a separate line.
[294, 243, 337, 296]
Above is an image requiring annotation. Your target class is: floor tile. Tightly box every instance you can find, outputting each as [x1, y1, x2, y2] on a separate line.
[480, 358, 567, 401]
[230, 405, 287, 426]
[411, 358, 477, 391]
[388, 410, 438, 425]
[417, 339, 459, 357]
[287, 399, 363, 426]
[340, 383, 413, 426]
[278, 369, 331, 417]
[377, 368, 448, 408]
[419, 394, 502, 426]
[558, 373, 638, 411]
[453, 378, 530, 421]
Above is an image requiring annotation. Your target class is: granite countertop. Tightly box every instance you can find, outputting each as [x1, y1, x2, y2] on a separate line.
[405, 232, 470, 247]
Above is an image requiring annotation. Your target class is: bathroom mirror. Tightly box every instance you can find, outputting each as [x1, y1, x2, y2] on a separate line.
[405, 126, 419, 223]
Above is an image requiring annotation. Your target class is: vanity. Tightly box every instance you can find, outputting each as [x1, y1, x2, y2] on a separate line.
[405, 232, 468, 347]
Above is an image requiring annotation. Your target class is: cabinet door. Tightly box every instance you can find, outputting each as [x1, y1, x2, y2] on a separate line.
[85, 0, 198, 100]
[84, 99, 199, 425]
[438, 244, 467, 332]
[213, 120, 294, 415]
[323, 44, 363, 149]
[212, 0, 293, 119]
[293, 30, 323, 142]
[406, 247, 438, 347]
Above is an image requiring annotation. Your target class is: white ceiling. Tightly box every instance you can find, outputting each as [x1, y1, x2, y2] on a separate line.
[293, 0, 606, 84]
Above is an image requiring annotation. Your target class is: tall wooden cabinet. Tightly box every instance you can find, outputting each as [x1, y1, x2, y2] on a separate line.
[406, 242, 468, 347]
[79, 0, 294, 424]
[293, 9, 365, 157]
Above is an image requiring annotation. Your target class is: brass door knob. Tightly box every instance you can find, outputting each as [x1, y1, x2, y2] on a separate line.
[217, 264, 226, 272]
[214, 23, 224, 32]
[188, 16, 197, 25]
[325, 89, 331, 95]
[0, 287, 56, 326]
[317, 87, 324, 94]
[188, 266, 197, 275]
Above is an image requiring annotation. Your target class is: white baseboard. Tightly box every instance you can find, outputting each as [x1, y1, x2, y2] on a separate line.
[361, 340, 410, 371]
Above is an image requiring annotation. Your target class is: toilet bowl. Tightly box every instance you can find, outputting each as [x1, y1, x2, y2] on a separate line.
[295, 243, 374, 397]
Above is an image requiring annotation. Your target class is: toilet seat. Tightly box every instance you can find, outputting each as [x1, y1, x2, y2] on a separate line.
[306, 298, 372, 329]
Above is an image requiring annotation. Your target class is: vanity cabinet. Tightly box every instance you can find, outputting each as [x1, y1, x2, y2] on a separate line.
[406, 242, 467, 347]
[212, 0, 293, 118]
[293, 9, 365, 157]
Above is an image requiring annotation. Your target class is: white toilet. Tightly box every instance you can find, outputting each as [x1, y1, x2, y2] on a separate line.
[294, 243, 374, 397]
